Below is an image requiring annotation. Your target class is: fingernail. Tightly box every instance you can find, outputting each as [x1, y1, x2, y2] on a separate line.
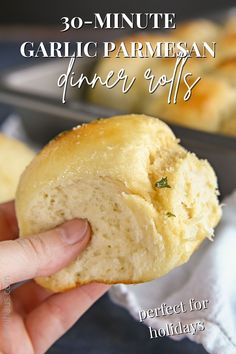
[60, 219, 89, 245]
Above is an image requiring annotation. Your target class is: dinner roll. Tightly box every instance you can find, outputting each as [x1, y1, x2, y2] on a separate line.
[171, 19, 219, 73]
[0, 134, 34, 203]
[217, 32, 236, 61]
[213, 58, 236, 87]
[224, 15, 236, 34]
[173, 19, 220, 43]
[143, 76, 236, 133]
[220, 117, 236, 137]
[87, 33, 170, 112]
[16, 115, 221, 292]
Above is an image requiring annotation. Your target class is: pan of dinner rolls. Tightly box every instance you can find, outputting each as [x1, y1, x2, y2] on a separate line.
[86, 14, 236, 138]
[1, 11, 236, 141]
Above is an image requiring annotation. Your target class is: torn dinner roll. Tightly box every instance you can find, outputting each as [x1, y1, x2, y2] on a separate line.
[16, 115, 222, 292]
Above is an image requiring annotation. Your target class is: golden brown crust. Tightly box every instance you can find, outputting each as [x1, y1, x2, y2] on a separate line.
[35, 276, 147, 293]
[217, 32, 236, 61]
[144, 76, 236, 132]
[173, 19, 220, 43]
[224, 16, 236, 34]
[212, 58, 236, 87]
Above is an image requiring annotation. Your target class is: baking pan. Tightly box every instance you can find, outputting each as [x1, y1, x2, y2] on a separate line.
[0, 58, 120, 141]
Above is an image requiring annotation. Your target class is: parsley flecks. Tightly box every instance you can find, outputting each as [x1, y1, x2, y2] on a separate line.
[155, 177, 171, 189]
[166, 212, 176, 218]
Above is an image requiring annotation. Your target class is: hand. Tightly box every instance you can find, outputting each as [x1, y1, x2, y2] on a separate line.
[0, 201, 109, 354]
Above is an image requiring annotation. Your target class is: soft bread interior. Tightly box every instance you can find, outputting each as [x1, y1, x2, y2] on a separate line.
[26, 152, 220, 292]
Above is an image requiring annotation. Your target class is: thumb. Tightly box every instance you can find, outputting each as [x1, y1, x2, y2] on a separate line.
[0, 219, 90, 290]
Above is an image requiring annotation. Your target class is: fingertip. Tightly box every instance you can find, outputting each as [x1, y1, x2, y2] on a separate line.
[81, 282, 111, 294]
[59, 219, 91, 245]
